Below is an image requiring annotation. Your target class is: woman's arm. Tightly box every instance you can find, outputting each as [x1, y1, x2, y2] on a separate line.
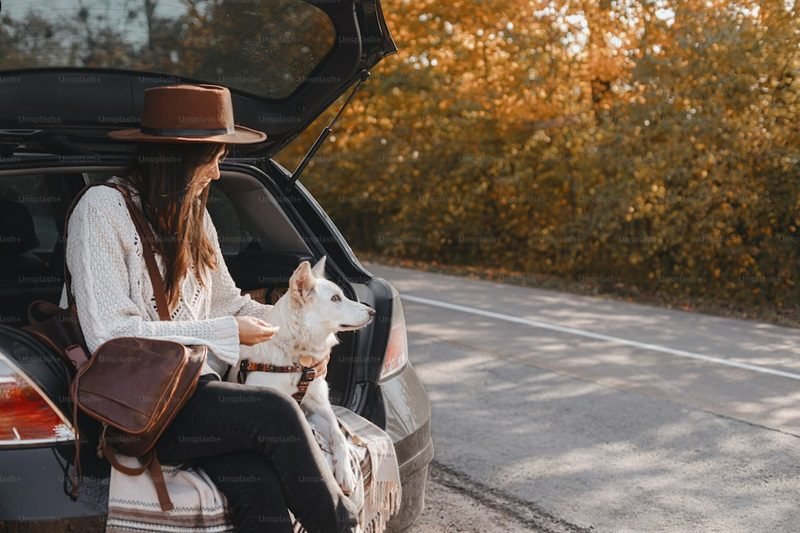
[204, 209, 276, 323]
[64, 188, 241, 365]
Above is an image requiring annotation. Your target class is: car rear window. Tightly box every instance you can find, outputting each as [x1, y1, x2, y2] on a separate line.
[0, 0, 336, 99]
[0, 173, 64, 292]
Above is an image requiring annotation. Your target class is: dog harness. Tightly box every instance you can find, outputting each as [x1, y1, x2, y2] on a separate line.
[237, 353, 330, 404]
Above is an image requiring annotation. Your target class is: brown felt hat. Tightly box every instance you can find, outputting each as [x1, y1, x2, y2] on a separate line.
[107, 84, 267, 144]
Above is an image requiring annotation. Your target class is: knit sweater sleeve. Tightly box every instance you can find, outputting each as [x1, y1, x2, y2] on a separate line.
[204, 209, 276, 323]
[63, 187, 241, 365]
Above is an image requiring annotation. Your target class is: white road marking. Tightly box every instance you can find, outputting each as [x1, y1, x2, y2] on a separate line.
[401, 293, 800, 382]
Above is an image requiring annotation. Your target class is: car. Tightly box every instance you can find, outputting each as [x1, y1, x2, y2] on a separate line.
[0, 0, 433, 531]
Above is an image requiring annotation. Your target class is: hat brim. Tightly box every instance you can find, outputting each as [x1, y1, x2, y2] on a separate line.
[107, 124, 267, 144]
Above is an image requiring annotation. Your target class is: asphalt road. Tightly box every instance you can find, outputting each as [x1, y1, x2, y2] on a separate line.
[364, 262, 800, 533]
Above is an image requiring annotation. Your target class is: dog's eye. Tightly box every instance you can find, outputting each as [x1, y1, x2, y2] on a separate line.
[331, 294, 341, 303]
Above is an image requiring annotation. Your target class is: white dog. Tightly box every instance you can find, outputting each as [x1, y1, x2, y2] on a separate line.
[231, 256, 375, 495]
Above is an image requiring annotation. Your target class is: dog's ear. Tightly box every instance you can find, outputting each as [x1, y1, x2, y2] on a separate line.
[290, 261, 317, 304]
[311, 256, 327, 279]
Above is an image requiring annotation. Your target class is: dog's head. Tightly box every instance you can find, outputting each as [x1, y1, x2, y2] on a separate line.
[288, 256, 375, 336]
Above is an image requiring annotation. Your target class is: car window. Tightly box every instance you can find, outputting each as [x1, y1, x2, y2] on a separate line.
[206, 184, 257, 255]
[0, 173, 62, 288]
[83, 171, 256, 255]
[0, 0, 336, 100]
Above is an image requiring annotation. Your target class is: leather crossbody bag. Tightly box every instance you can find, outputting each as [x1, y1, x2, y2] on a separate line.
[22, 182, 207, 512]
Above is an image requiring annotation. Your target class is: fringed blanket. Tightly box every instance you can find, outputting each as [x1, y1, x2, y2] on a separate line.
[105, 406, 401, 533]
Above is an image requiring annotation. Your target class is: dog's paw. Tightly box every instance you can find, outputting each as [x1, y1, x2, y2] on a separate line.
[332, 445, 358, 496]
[333, 461, 358, 496]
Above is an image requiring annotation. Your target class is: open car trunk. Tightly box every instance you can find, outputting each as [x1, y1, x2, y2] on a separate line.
[0, 0, 396, 159]
[0, 164, 363, 405]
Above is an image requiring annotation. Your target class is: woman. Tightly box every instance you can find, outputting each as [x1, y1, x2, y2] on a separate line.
[64, 84, 360, 532]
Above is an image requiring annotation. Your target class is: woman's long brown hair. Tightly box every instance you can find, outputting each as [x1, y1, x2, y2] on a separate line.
[121, 142, 229, 316]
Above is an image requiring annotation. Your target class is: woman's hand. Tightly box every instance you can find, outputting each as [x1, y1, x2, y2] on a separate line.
[235, 316, 279, 346]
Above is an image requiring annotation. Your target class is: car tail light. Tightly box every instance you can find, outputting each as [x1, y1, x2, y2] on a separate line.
[379, 284, 409, 381]
[0, 352, 76, 446]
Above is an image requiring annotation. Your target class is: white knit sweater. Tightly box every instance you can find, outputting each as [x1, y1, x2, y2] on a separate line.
[58, 175, 275, 379]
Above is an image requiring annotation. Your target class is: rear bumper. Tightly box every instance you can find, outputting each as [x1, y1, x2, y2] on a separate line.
[388, 433, 433, 532]
[0, 362, 433, 532]
[376, 360, 434, 532]
[0, 441, 109, 532]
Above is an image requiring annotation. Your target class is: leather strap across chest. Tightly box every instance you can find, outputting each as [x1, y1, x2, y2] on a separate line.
[238, 353, 330, 403]
[62, 182, 172, 332]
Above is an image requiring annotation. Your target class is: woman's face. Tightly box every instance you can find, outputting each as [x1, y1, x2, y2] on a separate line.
[192, 144, 228, 196]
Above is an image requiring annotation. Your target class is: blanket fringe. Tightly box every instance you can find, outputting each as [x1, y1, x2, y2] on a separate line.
[363, 479, 402, 533]
[290, 471, 401, 533]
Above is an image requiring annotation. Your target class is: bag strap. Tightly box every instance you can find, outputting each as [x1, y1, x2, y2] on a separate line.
[63, 180, 174, 502]
[68, 377, 81, 500]
[63, 181, 172, 322]
[147, 453, 175, 512]
[97, 427, 175, 511]
[109, 184, 172, 322]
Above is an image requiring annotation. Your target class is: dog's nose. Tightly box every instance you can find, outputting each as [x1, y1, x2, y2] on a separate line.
[367, 307, 376, 317]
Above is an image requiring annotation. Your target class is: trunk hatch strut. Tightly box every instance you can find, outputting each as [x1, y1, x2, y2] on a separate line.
[284, 69, 371, 192]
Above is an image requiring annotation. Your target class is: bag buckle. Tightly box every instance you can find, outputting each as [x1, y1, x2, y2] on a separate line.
[65, 344, 89, 370]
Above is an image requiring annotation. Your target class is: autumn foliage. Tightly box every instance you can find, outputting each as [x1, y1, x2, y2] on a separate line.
[278, 0, 800, 311]
[2, 0, 799, 312]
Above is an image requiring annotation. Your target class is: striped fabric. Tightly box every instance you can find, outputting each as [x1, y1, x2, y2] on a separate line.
[105, 406, 402, 533]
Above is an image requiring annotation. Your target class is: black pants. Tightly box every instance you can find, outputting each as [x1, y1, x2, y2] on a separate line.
[154, 374, 359, 533]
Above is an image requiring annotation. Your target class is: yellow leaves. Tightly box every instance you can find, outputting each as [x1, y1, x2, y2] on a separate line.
[740, 254, 756, 268]
[270, 0, 800, 309]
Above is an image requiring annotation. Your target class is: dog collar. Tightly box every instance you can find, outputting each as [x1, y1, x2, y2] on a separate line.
[237, 353, 330, 404]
